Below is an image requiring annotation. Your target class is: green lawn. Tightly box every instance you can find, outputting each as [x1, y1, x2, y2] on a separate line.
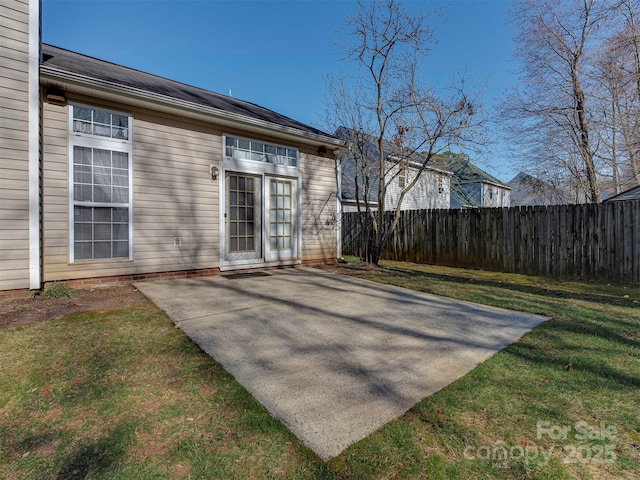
[1, 262, 639, 479]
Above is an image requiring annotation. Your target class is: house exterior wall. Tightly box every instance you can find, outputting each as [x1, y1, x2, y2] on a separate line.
[0, 0, 38, 291]
[43, 96, 221, 281]
[41, 95, 337, 283]
[341, 165, 450, 213]
[481, 183, 510, 208]
[299, 151, 338, 262]
[384, 165, 450, 211]
[0, 3, 339, 291]
[456, 182, 510, 208]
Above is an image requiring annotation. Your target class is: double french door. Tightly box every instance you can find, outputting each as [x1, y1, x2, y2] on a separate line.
[224, 172, 297, 265]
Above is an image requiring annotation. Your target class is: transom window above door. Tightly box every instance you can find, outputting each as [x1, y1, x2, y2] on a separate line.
[225, 136, 298, 167]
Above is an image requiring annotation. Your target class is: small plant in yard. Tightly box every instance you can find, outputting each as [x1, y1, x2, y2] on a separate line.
[36, 282, 77, 299]
[1, 263, 638, 479]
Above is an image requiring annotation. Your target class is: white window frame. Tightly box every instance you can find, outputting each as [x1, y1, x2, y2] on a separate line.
[224, 134, 299, 167]
[398, 165, 406, 189]
[220, 134, 302, 270]
[68, 104, 133, 263]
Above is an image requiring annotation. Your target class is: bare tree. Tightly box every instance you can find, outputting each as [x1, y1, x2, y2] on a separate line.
[593, 40, 624, 193]
[603, 0, 640, 187]
[325, 0, 483, 265]
[501, 0, 606, 203]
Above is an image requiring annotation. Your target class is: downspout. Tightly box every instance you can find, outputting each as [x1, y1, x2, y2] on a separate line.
[28, 0, 42, 290]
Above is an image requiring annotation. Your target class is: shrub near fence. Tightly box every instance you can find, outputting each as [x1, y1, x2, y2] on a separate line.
[342, 200, 640, 284]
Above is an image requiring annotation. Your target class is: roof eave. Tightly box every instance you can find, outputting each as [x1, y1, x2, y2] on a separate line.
[480, 179, 511, 190]
[41, 66, 346, 150]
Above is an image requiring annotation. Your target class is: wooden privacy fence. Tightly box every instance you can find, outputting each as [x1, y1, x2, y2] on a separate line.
[342, 200, 640, 284]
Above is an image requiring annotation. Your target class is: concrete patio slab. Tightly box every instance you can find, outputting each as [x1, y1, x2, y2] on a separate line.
[135, 267, 548, 460]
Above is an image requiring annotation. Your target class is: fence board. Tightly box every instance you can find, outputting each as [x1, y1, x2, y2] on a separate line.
[342, 200, 640, 284]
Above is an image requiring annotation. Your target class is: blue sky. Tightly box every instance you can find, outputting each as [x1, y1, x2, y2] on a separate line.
[42, 0, 518, 180]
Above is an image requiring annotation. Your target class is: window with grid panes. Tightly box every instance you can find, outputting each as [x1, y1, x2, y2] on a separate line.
[70, 106, 132, 261]
[225, 136, 298, 167]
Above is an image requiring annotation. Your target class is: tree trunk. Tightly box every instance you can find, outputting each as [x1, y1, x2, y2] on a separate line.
[572, 62, 600, 202]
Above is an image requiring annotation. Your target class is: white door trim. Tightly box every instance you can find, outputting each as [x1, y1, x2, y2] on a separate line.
[219, 159, 302, 271]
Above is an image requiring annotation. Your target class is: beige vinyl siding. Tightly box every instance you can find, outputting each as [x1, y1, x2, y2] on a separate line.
[0, 0, 30, 290]
[42, 98, 221, 281]
[299, 151, 338, 262]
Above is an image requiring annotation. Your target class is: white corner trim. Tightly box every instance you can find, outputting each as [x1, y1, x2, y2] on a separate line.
[28, 0, 41, 290]
[336, 157, 342, 259]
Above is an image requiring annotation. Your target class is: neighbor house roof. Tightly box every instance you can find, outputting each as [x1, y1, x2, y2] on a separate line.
[438, 155, 508, 188]
[40, 44, 342, 147]
[603, 185, 640, 202]
[450, 184, 475, 208]
[335, 127, 451, 173]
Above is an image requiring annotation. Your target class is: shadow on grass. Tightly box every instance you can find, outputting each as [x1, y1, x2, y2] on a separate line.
[371, 266, 640, 389]
[56, 348, 120, 408]
[505, 340, 640, 390]
[382, 267, 640, 348]
[13, 430, 61, 454]
[384, 266, 639, 310]
[545, 313, 640, 352]
[56, 422, 135, 479]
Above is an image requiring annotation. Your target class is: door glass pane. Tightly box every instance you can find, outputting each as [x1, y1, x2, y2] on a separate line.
[228, 174, 257, 253]
[269, 179, 293, 251]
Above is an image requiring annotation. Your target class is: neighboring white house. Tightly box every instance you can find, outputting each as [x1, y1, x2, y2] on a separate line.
[335, 127, 451, 213]
[0, 0, 344, 293]
[383, 161, 451, 211]
[437, 153, 511, 208]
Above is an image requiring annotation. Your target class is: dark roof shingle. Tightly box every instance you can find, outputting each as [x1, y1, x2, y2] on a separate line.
[41, 44, 334, 139]
[603, 185, 640, 202]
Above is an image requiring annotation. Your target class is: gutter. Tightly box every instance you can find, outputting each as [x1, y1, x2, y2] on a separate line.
[40, 66, 347, 150]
